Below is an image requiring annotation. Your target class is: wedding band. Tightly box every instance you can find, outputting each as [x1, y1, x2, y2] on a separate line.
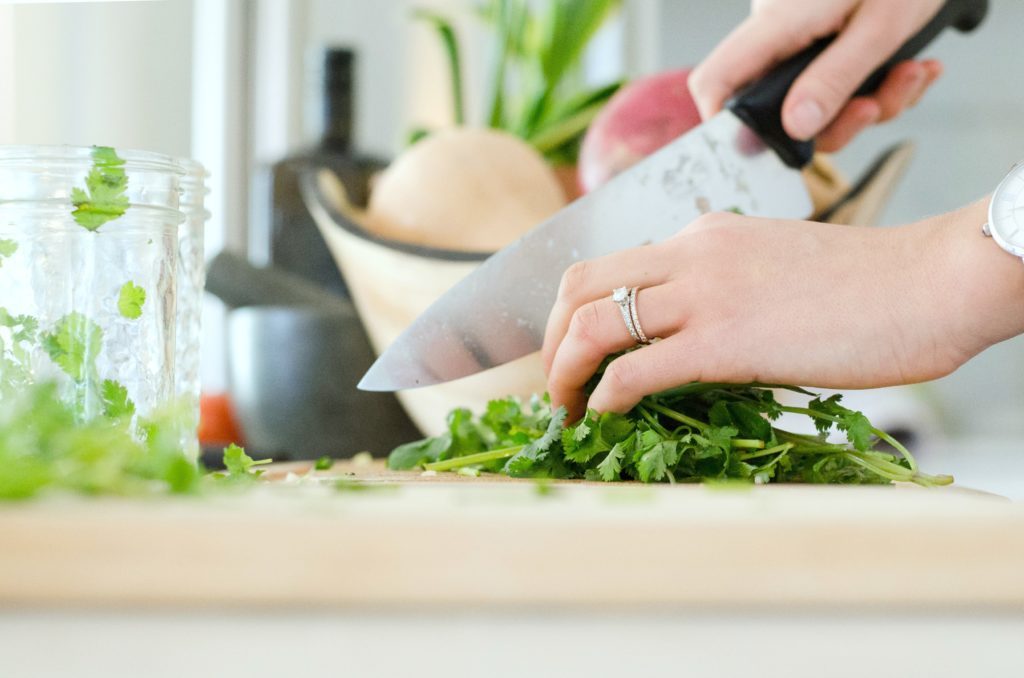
[628, 287, 650, 344]
[612, 286, 642, 343]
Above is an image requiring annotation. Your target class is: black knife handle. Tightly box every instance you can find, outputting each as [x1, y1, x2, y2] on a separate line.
[726, 0, 988, 169]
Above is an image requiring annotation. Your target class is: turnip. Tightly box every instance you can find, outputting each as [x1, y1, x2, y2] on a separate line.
[578, 68, 701, 193]
[366, 128, 566, 252]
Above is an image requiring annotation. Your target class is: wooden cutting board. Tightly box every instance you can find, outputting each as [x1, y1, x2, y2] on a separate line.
[1, 459, 1022, 608]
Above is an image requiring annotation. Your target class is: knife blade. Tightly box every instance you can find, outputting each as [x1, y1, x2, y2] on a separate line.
[360, 0, 988, 392]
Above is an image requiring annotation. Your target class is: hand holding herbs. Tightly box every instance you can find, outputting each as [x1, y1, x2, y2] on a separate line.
[542, 208, 1006, 419]
[389, 382, 951, 487]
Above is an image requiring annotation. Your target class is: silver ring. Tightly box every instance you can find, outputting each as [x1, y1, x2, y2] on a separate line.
[612, 286, 642, 343]
[628, 287, 650, 344]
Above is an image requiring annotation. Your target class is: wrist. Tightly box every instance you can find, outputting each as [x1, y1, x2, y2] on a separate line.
[929, 197, 1024, 351]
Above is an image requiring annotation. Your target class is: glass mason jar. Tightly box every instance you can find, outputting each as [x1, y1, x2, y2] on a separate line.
[175, 158, 209, 458]
[0, 145, 185, 427]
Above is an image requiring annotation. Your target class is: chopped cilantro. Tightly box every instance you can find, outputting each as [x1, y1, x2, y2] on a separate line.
[41, 312, 103, 383]
[117, 281, 146, 319]
[222, 443, 271, 479]
[70, 146, 130, 231]
[0, 238, 16, 267]
[100, 379, 135, 420]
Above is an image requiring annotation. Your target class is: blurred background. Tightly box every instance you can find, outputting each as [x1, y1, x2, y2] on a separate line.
[0, 0, 1020, 468]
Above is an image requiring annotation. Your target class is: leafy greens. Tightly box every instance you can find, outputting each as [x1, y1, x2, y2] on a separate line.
[388, 379, 952, 487]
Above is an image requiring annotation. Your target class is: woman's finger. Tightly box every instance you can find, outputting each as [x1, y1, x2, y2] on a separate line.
[542, 245, 675, 372]
[688, 11, 814, 121]
[547, 285, 687, 421]
[815, 97, 881, 153]
[586, 334, 704, 415]
[907, 59, 943, 107]
[781, 1, 941, 140]
[871, 60, 928, 121]
[815, 58, 941, 151]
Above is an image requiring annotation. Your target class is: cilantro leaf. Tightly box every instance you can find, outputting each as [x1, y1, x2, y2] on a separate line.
[117, 281, 146, 319]
[809, 394, 874, 450]
[71, 146, 130, 231]
[100, 379, 135, 420]
[41, 312, 103, 382]
[596, 439, 629, 481]
[222, 443, 270, 479]
[504, 406, 566, 476]
[0, 307, 37, 343]
[636, 440, 678, 482]
[0, 238, 16, 267]
[840, 412, 874, 452]
[388, 433, 452, 470]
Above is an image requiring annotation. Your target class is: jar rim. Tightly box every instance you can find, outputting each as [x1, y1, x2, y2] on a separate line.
[0, 144, 194, 176]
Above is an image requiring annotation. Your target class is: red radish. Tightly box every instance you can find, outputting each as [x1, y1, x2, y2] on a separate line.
[578, 68, 701, 193]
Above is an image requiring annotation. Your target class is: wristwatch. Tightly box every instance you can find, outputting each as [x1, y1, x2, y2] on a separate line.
[984, 162, 1024, 262]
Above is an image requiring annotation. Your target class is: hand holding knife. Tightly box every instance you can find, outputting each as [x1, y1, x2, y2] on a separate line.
[359, 0, 988, 401]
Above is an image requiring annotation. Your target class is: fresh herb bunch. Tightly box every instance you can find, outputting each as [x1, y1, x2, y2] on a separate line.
[411, 0, 624, 163]
[389, 379, 952, 487]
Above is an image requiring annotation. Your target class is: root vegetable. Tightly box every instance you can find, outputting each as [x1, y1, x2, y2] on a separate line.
[366, 128, 566, 251]
[578, 68, 701, 193]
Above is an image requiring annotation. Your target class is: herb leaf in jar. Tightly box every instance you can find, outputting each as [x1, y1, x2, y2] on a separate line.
[117, 281, 146, 320]
[70, 146, 130, 231]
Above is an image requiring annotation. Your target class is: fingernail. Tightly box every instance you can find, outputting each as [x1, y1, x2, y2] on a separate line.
[905, 71, 927, 106]
[788, 99, 825, 140]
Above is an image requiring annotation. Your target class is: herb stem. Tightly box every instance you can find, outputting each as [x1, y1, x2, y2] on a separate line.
[778, 406, 918, 471]
[739, 442, 794, 461]
[644, 402, 707, 432]
[636, 405, 671, 437]
[423, 445, 524, 472]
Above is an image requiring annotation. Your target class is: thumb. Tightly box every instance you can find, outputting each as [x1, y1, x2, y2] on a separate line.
[781, 2, 938, 140]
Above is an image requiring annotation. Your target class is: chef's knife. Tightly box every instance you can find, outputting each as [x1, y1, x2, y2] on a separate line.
[360, 0, 988, 392]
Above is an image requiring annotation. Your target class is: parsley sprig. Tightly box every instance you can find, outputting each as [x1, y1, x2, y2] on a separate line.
[388, 378, 952, 487]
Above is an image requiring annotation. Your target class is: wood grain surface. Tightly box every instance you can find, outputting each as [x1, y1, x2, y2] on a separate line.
[1, 460, 1022, 609]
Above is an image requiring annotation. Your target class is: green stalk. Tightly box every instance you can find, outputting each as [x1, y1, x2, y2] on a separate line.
[527, 99, 606, 154]
[779, 405, 918, 471]
[413, 10, 466, 125]
[739, 442, 794, 461]
[644, 402, 707, 432]
[636, 405, 671, 437]
[423, 445, 524, 472]
[730, 438, 766, 450]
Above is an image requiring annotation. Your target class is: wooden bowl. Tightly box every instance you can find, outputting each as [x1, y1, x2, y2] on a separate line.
[300, 168, 547, 437]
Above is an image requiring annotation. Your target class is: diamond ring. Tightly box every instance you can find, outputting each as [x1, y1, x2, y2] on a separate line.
[611, 286, 650, 345]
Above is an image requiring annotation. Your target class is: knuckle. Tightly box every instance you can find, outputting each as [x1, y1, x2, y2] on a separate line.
[686, 66, 710, 99]
[602, 357, 641, 395]
[567, 302, 604, 349]
[805, 73, 855, 115]
[557, 260, 591, 303]
[689, 211, 730, 233]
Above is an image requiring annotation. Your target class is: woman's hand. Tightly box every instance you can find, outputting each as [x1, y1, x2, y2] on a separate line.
[541, 200, 1024, 422]
[688, 0, 945, 151]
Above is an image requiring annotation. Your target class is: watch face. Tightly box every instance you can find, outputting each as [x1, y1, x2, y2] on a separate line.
[989, 164, 1024, 256]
